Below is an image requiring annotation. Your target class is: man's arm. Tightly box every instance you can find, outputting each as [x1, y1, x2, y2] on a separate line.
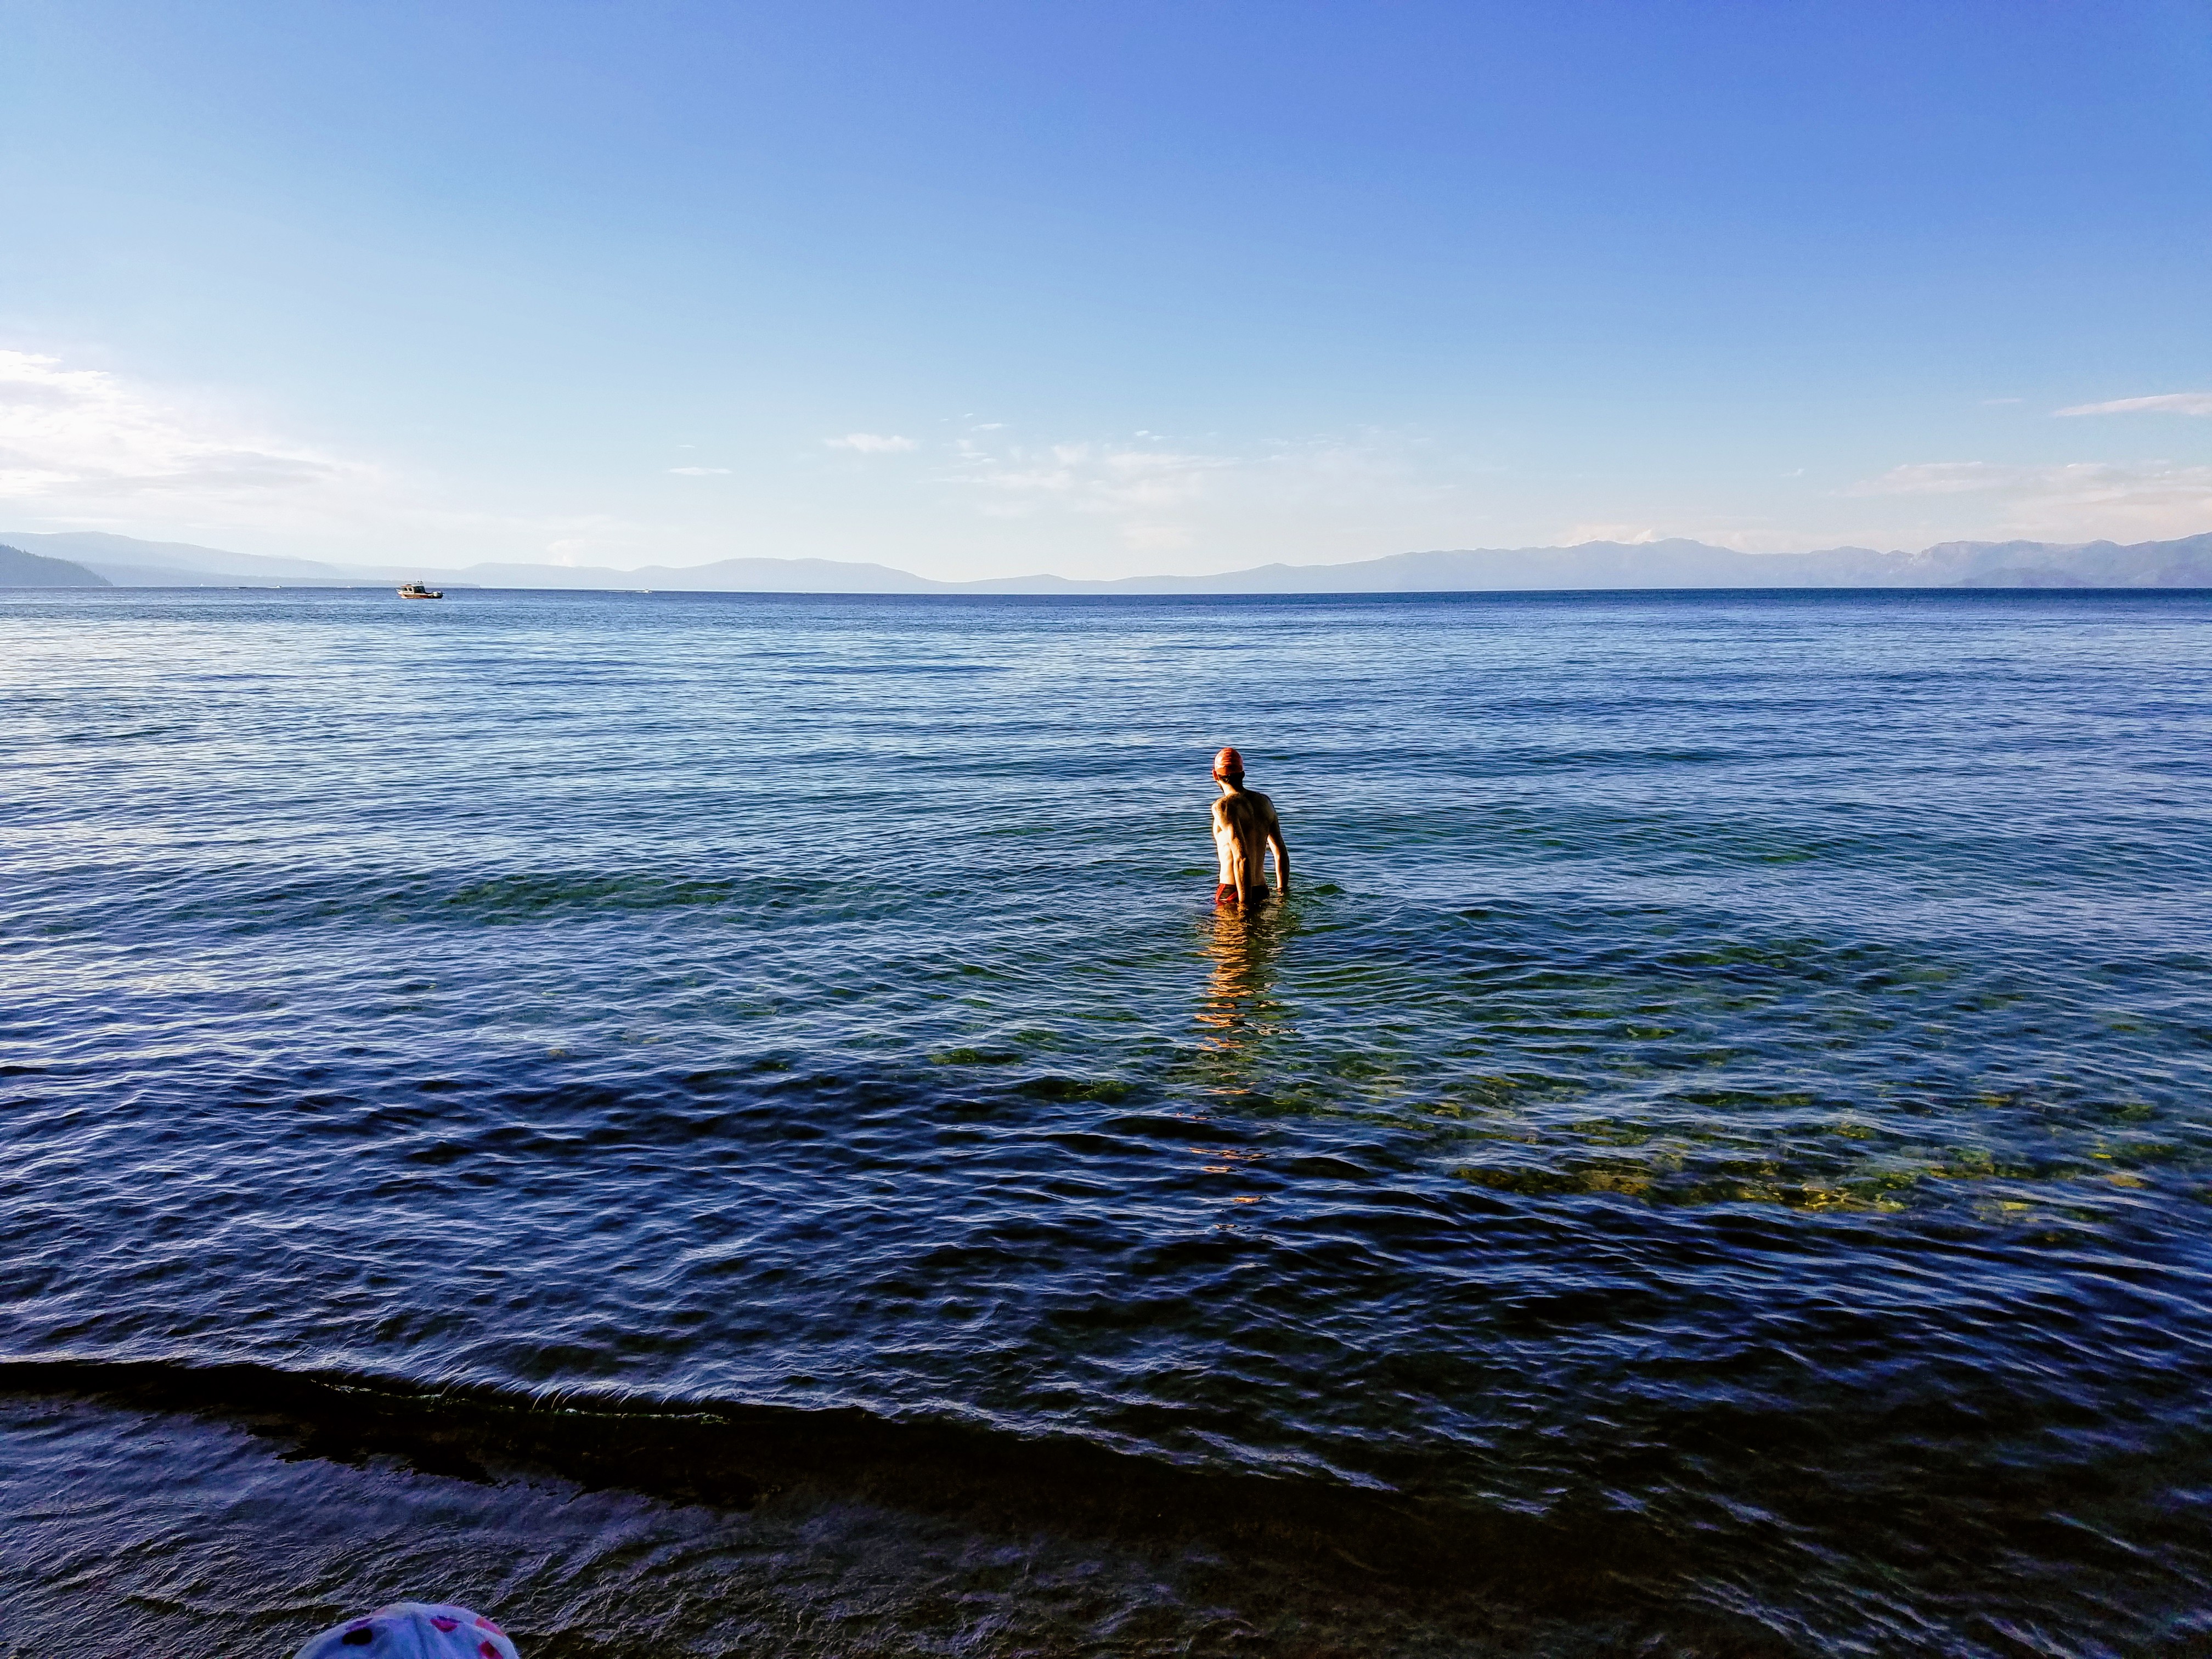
[1265, 802, 1290, 891]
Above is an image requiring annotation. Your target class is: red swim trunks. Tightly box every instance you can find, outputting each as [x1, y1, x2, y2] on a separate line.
[1215, 883, 1268, 907]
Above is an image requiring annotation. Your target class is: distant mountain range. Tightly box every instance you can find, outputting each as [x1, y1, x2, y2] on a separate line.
[6, 527, 2212, 594]
[0, 541, 115, 587]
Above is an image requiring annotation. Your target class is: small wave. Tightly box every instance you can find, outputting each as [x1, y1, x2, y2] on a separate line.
[0, 1355, 1679, 1611]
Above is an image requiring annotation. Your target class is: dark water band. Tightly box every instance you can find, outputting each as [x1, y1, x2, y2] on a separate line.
[0, 1355, 1686, 1613]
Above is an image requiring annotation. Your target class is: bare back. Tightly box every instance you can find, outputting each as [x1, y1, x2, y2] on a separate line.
[1211, 786, 1284, 891]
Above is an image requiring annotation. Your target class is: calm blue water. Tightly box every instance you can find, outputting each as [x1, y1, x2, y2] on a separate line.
[4, 586, 2211, 1655]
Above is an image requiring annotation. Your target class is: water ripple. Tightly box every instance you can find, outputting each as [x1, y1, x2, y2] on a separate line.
[5, 586, 2212, 1652]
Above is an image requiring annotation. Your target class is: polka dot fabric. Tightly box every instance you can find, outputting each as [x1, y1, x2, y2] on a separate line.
[292, 1602, 521, 1659]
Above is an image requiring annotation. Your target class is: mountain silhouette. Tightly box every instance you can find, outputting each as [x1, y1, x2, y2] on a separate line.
[6, 529, 2210, 594]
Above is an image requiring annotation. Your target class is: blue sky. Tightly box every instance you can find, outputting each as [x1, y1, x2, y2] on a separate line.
[3, 1, 2208, 577]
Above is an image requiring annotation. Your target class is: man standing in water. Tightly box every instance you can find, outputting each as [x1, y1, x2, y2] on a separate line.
[1210, 746, 1289, 906]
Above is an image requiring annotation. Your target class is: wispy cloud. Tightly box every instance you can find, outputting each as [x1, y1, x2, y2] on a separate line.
[0, 347, 689, 566]
[944, 437, 1234, 548]
[1848, 458, 2212, 540]
[667, 465, 731, 475]
[2053, 392, 2212, 417]
[930, 426, 1477, 555]
[0, 349, 381, 517]
[1560, 523, 1660, 545]
[825, 432, 917, 453]
[1852, 462, 2027, 496]
[1852, 460, 2210, 497]
[949, 441, 1229, 510]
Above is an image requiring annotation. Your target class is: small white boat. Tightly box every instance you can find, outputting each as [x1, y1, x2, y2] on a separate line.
[397, 582, 445, 600]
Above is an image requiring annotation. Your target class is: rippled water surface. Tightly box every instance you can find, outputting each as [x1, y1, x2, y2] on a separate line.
[5, 587, 2211, 1655]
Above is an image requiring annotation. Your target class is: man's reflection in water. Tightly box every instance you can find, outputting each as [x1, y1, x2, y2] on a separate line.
[1194, 893, 1297, 1101]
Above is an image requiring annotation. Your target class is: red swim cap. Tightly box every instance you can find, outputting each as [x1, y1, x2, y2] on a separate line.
[1213, 746, 1245, 778]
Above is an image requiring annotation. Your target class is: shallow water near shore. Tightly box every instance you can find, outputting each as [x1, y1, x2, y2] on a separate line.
[4, 586, 2211, 1655]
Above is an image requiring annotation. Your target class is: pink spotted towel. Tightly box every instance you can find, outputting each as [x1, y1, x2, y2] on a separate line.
[293, 1602, 520, 1659]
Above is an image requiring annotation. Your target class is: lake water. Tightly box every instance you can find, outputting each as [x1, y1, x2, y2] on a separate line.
[4, 586, 2210, 1656]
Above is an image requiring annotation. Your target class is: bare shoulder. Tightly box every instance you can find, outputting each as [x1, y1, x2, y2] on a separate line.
[1248, 789, 1279, 820]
